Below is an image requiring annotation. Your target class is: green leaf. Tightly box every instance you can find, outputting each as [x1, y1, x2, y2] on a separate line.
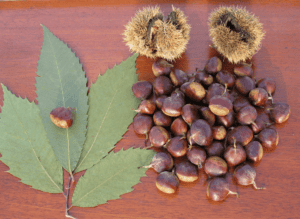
[0, 84, 63, 193]
[74, 53, 140, 173]
[72, 148, 155, 207]
[35, 25, 88, 174]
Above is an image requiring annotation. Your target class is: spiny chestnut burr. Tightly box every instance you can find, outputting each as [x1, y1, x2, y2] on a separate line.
[166, 136, 188, 158]
[224, 143, 246, 167]
[50, 107, 74, 128]
[204, 156, 228, 177]
[227, 126, 253, 146]
[207, 177, 239, 202]
[187, 146, 207, 168]
[152, 58, 173, 77]
[135, 100, 156, 115]
[236, 105, 257, 126]
[199, 106, 216, 126]
[133, 113, 153, 136]
[153, 76, 173, 96]
[181, 104, 200, 126]
[143, 151, 173, 173]
[181, 81, 206, 102]
[257, 127, 279, 151]
[212, 126, 227, 140]
[194, 70, 214, 86]
[234, 64, 254, 77]
[170, 117, 188, 136]
[205, 141, 225, 157]
[249, 88, 268, 107]
[175, 160, 199, 182]
[235, 76, 256, 96]
[205, 56, 222, 74]
[245, 141, 263, 163]
[132, 81, 153, 99]
[153, 111, 172, 127]
[269, 102, 291, 124]
[216, 70, 235, 89]
[156, 171, 179, 194]
[170, 69, 189, 87]
[209, 95, 233, 116]
[233, 163, 265, 190]
[190, 119, 213, 146]
[149, 126, 170, 148]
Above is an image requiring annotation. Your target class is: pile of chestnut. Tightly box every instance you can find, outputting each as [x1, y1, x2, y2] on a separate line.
[131, 57, 291, 201]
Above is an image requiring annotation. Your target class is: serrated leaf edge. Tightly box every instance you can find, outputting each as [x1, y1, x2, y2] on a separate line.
[74, 53, 138, 173]
[0, 84, 64, 194]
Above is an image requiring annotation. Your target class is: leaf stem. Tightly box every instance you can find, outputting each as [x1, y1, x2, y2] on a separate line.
[65, 174, 76, 219]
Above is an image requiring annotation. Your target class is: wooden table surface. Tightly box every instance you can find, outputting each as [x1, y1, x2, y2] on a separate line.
[1, 1, 300, 218]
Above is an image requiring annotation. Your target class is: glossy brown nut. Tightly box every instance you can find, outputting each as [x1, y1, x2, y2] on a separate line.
[233, 64, 254, 77]
[236, 105, 257, 125]
[216, 111, 235, 128]
[205, 56, 222, 74]
[153, 76, 173, 96]
[251, 112, 271, 134]
[135, 100, 156, 115]
[145, 151, 174, 173]
[190, 119, 213, 146]
[162, 95, 185, 117]
[183, 81, 206, 102]
[212, 126, 227, 140]
[155, 95, 168, 109]
[257, 77, 276, 95]
[166, 136, 188, 158]
[156, 171, 179, 194]
[209, 95, 233, 116]
[205, 141, 225, 157]
[149, 126, 170, 148]
[216, 70, 235, 88]
[224, 144, 246, 167]
[233, 96, 251, 112]
[170, 117, 188, 136]
[152, 58, 173, 77]
[204, 156, 228, 177]
[227, 126, 253, 146]
[175, 160, 199, 182]
[207, 177, 239, 202]
[50, 107, 74, 128]
[133, 113, 153, 135]
[187, 146, 207, 168]
[270, 102, 291, 124]
[206, 83, 229, 103]
[153, 111, 172, 127]
[194, 70, 214, 86]
[235, 76, 255, 95]
[170, 69, 189, 87]
[245, 141, 263, 163]
[132, 80, 153, 99]
[249, 88, 269, 106]
[258, 128, 279, 151]
[199, 106, 216, 126]
[181, 104, 200, 126]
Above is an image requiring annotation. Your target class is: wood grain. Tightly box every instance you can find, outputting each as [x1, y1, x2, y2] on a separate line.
[0, 1, 299, 219]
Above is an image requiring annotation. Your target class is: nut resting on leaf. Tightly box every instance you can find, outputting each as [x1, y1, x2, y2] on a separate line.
[50, 107, 74, 128]
[208, 6, 265, 63]
[123, 6, 191, 61]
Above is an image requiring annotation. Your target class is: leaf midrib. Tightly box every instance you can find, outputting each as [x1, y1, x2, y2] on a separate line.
[44, 27, 72, 175]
